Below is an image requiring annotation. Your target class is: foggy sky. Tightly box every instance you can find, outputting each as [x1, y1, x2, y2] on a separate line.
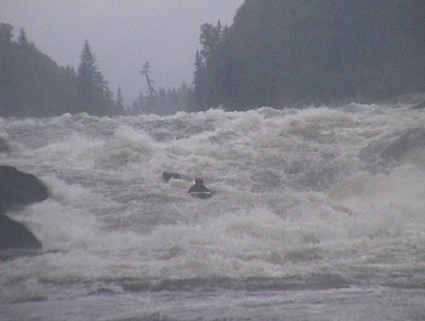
[0, 0, 244, 105]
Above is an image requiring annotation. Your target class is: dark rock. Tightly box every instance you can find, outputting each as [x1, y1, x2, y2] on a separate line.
[0, 166, 48, 250]
[0, 137, 10, 153]
[0, 166, 49, 211]
[0, 213, 42, 250]
[162, 171, 182, 183]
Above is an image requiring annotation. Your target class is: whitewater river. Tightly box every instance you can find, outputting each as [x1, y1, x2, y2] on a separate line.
[1, 98, 425, 320]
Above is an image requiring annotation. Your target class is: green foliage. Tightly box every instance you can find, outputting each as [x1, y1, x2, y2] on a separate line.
[0, 24, 78, 117]
[77, 40, 114, 116]
[191, 22, 226, 110]
[17, 28, 29, 47]
[132, 82, 190, 116]
[134, 62, 189, 116]
[0, 25, 122, 118]
[114, 87, 125, 116]
[0, 23, 13, 44]
[191, 0, 425, 110]
[140, 61, 156, 99]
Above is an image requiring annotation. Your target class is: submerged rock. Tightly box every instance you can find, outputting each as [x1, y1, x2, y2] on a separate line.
[0, 213, 42, 250]
[0, 166, 48, 250]
[0, 165, 49, 211]
[162, 171, 182, 183]
[0, 137, 10, 153]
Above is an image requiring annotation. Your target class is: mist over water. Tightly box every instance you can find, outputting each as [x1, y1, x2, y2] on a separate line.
[1, 99, 425, 320]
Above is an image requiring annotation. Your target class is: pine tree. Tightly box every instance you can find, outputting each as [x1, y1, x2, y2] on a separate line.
[190, 22, 224, 111]
[0, 23, 13, 44]
[199, 22, 222, 61]
[0, 23, 16, 117]
[191, 50, 207, 110]
[140, 62, 155, 97]
[18, 28, 29, 47]
[140, 62, 156, 113]
[77, 40, 111, 115]
[114, 87, 125, 115]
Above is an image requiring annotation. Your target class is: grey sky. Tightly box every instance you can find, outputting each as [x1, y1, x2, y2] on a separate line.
[0, 0, 244, 104]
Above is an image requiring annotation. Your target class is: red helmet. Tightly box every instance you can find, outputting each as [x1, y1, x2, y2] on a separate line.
[195, 177, 203, 184]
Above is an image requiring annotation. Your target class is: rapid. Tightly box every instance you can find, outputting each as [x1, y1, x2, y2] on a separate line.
[1, 97, 425, 320]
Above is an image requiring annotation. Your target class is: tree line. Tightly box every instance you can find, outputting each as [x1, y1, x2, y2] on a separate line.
[129, 61, 190, 116]
[0, 23, 125, 117]
[191, 0, 425, 111]
[4, 0, 425, 117]
[0, 23, 191, 118]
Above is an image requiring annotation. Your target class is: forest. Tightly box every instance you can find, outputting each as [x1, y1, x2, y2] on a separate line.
[2, 0, 425, 117]
[0, 24, 123, 117]
[192, 0, 425, 110]
[0, 23, 189, 118]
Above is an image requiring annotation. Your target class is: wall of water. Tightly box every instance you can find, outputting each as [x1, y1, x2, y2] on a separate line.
[1, 101, 425, 313]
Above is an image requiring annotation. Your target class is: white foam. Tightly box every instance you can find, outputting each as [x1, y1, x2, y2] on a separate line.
[2, 102, 425, 294]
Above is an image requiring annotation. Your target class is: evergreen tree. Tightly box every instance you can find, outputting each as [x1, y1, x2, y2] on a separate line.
[140, 62, 155, 96]
[191, 50, 207, 110]
[191, 22, 223, 110]
[138, 91, 145, 114]
[191, 0, 425, 110]
[17, 28, 29, 47]
[0, 23, 13, 44]
[0, 23, 77, 117]
[114, 87, 125, 115]
[0, 24, 125, 117]
[77, 40, 112, 115]
[199, 22, 222, 61]
[0, 23, 16, 117]
[140, 62, 156, 113]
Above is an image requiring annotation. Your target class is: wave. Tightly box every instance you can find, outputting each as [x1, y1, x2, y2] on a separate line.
[1, 102, 425, 306]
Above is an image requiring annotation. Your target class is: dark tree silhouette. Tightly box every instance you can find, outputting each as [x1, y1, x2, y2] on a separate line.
[190, 0, 425, 110]
[77, 40, 113, 115]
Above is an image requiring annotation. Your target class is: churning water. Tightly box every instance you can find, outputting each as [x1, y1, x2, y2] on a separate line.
[1, 98, 425, 320]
